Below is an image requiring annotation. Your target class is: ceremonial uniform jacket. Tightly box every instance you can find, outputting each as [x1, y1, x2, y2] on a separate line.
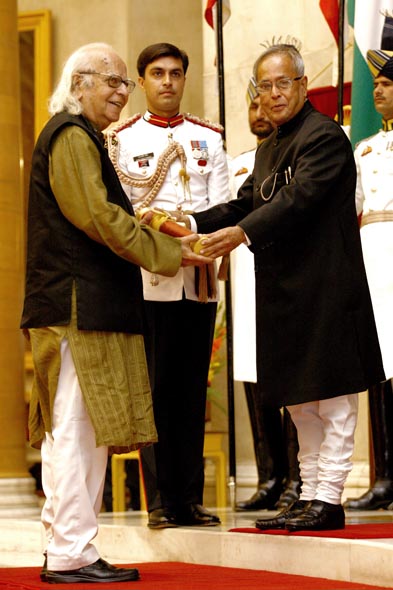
[354, 126, 393, 379]
[229, 148, 258, 383]
[194, 101, 385, 406]
[109, 111, 230, 302]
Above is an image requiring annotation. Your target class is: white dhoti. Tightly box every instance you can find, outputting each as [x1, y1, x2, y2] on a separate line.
[41, 338, 108, 571]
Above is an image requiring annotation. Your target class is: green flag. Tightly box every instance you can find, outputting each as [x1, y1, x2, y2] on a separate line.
[348, 0, 393, 148]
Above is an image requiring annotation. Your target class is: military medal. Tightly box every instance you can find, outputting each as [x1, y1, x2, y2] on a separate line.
[191, 140, 209, 167]
[133, 152, 154, 168]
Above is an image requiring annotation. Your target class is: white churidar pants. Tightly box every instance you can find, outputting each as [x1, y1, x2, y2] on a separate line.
[287, 393, 358, 504]
[41, 338, 108, 571]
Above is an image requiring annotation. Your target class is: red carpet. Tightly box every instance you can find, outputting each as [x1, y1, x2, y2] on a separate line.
[0, 562, 388, 590]
[229, 522, 393, 538]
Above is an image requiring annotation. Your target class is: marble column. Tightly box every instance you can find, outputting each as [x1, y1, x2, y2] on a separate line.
[0, 0, 39, 516]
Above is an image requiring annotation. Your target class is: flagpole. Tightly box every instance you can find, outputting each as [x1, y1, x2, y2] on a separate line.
[337, 0, 345, 124]
[215, 0, 237, 509]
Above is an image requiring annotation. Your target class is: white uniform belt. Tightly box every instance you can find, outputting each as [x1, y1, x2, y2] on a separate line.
[361, 211, 393, 227]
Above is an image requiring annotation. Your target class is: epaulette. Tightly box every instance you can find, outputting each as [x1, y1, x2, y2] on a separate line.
[183, 113, 224, 134]
[108, 113, 142, 135]
[354, 131, 379, 150]
[239, 147, 256, 157]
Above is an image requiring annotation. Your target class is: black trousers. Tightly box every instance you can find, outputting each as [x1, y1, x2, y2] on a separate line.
[368, 379, 393, 482]
[243, 381, 300, 485]
[141, 299, 217, 511]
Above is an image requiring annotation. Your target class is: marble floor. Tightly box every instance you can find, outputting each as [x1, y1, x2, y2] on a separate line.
[1, 507, 393, 588]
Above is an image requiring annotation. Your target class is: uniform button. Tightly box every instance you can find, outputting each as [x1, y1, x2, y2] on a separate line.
[371, 188, 377, 193]
[373, 170, 378, 174]
[142, 170, 147, 176]
[199, 169, 205, 174]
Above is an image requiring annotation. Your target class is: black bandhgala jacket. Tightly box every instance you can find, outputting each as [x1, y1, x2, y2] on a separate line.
[194, 101, 385, 406]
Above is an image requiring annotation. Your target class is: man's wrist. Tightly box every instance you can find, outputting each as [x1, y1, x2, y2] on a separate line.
[238, 226, 251, 246]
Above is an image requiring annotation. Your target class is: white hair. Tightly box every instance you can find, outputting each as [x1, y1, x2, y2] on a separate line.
[48, 42, 118, 115]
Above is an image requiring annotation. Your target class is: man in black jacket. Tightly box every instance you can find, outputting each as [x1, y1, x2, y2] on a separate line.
[190, 43, 385, 532]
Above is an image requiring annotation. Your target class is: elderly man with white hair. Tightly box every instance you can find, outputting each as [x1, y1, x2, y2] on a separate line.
[21, 42, 208, 584]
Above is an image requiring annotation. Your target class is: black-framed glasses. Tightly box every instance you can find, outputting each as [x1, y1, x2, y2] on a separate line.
[257, 76, 303, 94]
[78, 71, 136, 94]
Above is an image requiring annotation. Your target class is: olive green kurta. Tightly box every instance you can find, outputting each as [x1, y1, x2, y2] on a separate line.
[28, 127, 181, 452]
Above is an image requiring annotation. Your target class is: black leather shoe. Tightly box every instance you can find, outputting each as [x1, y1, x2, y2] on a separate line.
[175, 503, 221, 526]
[286, 499, 345, 531]
[343, 482, 393, 511]
[236, 479, 283, 511]
[275, 480, 301, 509]
[45, 558, 139, 583]
[255, 499, 308, 530]
[148, 508, 178, 529]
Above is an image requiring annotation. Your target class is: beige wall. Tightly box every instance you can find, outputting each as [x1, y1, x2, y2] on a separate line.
[17, 0, 204, 119]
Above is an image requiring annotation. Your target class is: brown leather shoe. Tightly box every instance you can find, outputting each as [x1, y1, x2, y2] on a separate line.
[45, 558, 139, 583]
[255, 499, 308, 530]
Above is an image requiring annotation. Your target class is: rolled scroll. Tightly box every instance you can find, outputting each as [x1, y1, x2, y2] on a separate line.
[137, 207, 216, 302]
[137, 208, 205, 252]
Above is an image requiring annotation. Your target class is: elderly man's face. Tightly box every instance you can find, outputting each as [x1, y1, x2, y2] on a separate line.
[256, 53, 307, 127]
[138, 56, 186, 118]
[77, 51, 129, 131]
[373, 75, 393, 120]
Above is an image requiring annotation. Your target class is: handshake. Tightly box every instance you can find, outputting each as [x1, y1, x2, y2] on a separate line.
[136, 207, 216, 301]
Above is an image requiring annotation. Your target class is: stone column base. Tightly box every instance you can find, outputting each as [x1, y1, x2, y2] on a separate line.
[0, 477, 40, 517]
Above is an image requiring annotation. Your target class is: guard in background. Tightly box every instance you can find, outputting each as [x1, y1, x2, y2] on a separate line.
[344, 38, 393, 511]
[108, 42, 230, 528]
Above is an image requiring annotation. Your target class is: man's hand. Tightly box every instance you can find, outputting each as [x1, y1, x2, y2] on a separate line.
[198, 226, 247, 258]
[168, 210, 192, 229]
[179, 234, 213, 267]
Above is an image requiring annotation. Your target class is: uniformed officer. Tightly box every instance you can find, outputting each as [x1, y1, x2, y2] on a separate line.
[344, 45, 393, 511]
[230, 85, 301, 512]
[107, 42, 230, 528]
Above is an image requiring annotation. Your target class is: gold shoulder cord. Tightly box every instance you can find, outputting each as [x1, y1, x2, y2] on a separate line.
[106, 130, 190, 211]
[106, 123, 215, 302]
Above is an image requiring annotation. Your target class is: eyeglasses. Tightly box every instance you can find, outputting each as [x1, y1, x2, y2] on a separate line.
[78, 71, 136, 93]
[257, 76, 303, 94]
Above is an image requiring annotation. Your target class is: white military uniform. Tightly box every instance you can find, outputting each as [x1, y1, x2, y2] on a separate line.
[109, 111, 230, 302]
[355, 122, 393, 380]
[107, 111, 230, 514]
[229, 148, 257, 383]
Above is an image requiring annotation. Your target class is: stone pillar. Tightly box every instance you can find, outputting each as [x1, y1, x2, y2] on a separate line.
[0, 0, 39, 516]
